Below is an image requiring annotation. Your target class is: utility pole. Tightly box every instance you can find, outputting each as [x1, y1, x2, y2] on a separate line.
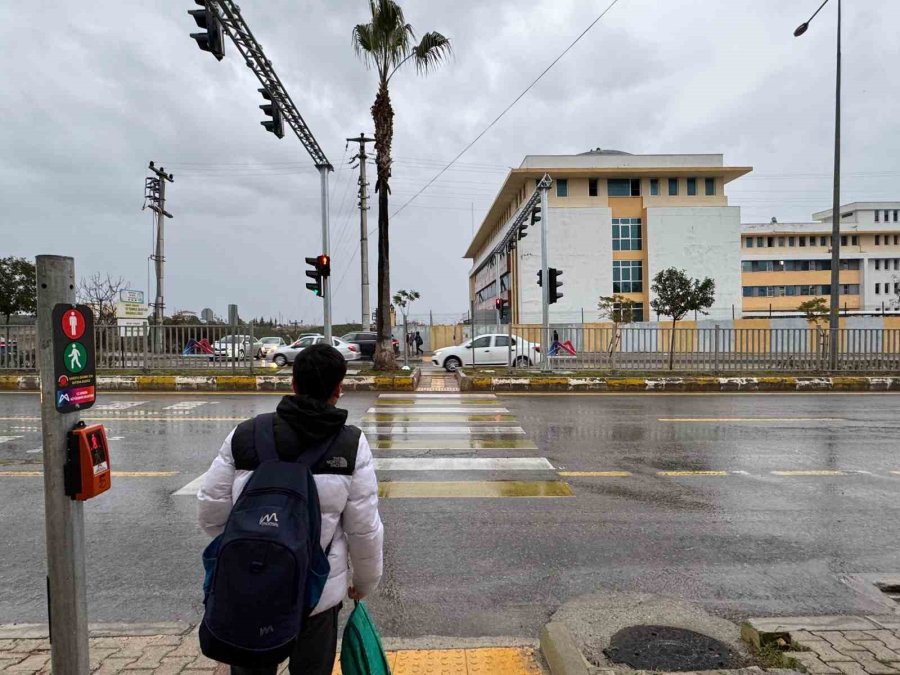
[348, 133, 375, 330]
[539, 182, 551, 373]
[36, 256, 89, 674]
[145, 162, 174, 349]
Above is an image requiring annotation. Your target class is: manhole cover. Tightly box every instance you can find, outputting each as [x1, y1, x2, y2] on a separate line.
[604, 625, 741, 672]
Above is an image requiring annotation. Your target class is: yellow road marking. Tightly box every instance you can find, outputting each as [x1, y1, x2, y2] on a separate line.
[771, 470, 846, 476]
[558, 471, 632, 477]
[363, 414, 517, 423]
[378, 480, 573, 498]
[331, 647, 543, 675]
[657, 470, 729, 476]
[659, 417, 844, 423]
[0, 471, 178, 478]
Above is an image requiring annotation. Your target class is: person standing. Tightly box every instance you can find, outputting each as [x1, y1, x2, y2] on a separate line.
[198, 344, 384, 674]
[414, 331, 424, 356]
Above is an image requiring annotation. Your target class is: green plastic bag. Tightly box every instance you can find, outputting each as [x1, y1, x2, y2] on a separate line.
[340, 601, 391, 675]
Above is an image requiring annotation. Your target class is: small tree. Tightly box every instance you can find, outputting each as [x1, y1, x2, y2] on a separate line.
[0, 257, 36, 324]
[650, 268, 715, 370]
[392, 289, 420, 365]
[77, 273, 130, 325]
[598, 294, 639, 356]
[798, 297, 829, 353]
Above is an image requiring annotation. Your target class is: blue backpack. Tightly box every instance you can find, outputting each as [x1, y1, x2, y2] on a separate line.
[199, 413, 334, 667]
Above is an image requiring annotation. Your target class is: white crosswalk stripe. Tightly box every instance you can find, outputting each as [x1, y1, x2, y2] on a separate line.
[163, 401, 208, 411]
[0, 436, 23, 444]
[92, 401, 148, 411]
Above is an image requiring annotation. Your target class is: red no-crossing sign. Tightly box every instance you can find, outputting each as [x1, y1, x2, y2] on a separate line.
[61, 308, 86, 340]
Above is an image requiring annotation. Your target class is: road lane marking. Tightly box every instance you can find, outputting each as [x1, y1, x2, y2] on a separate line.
[163, 401, 207, 411]
[0, 436, 23, 444]
[173, 473, 206, 496]
[25, 448, 42, 454]
[375, 458, 553, 471]
[360, 426, 526, 436]
[367, 407, 510, 414]
[92, 401, 148, 411]
[659, 417, 845, 423]
[370, 439, 539, 450]
[378, 393, 497, 399]
[0, 471, 178, 477]
[771, 470, 846, 476]
[363, 415, 518, 423]
[378, 480, 573, 498]
[558, 471, 633, 477]
[656, 470, 730, 476]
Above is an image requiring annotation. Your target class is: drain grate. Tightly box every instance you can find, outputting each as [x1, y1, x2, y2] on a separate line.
[876, 582, 900, 604]
[604, 625, 741, 672]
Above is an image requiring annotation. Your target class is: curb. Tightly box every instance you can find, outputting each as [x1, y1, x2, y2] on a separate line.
[0, 374, 416, 393]
[741, 615, 900, 649]
[539, 622, 591, 675]
[459, 373, 900, 393]
[0, 621, 193, 640]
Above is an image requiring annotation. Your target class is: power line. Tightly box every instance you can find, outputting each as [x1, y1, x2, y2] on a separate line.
[389, 0, 624, 219]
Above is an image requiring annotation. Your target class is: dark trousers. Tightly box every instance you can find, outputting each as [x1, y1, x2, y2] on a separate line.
[231, 604, 340, 675]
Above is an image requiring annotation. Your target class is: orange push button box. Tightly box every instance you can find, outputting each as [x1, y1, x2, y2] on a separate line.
[65, 422, 111, 500]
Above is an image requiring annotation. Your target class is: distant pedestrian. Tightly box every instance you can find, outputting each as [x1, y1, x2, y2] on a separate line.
[415, 331, 424, 355]
[406, 331, 414, 354]
[198, 344, 384, 674]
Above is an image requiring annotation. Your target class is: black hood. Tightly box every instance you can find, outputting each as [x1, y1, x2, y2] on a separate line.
[275, 394, 348, 445]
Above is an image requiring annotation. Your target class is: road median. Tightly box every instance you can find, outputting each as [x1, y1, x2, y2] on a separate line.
[456, 370, 900, 393]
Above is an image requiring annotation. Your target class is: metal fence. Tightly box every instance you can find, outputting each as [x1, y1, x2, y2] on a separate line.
[0, 324, 274, 372]
[469, 324, 900, 373]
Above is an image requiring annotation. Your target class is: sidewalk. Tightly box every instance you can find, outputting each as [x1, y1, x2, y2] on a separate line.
[0, 623, 545, 674]
[744, 615, 900, 675]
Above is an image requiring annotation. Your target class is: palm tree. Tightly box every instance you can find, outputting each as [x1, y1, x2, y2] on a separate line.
[352, 0, 451, 370]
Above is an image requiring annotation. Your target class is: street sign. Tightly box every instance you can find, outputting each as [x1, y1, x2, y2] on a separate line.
[116, 301, 149, 320]
[52, 304, 96, 413]
[119, 289, 144, 304]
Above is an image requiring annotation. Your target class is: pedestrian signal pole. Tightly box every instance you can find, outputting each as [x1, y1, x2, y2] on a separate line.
[539, 182, 551, 372]
[36, 255, 90, 674]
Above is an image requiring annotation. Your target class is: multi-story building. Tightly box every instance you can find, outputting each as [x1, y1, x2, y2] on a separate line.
[464, 150, 751, 323]
[741, 202, 900, 315]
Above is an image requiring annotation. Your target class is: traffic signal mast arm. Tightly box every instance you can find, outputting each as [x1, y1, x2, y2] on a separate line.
[203, 0, 331, 169]
[484, 173, 552, 262]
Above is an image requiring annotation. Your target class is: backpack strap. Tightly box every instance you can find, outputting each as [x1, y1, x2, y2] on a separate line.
[253, 413, 279, 464]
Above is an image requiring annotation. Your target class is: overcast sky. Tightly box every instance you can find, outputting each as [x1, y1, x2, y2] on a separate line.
[4, 0, 899, 324]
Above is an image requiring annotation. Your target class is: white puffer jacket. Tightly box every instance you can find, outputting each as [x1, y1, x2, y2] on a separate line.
[197, 427, 384, 615]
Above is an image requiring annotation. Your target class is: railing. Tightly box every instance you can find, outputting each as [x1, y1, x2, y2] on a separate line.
[469, 324, 900, 373]
[1, 324, 271, 372]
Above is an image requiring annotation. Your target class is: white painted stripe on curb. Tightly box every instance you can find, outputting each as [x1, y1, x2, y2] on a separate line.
[377, 393, 496, 399]
[172, 473, 206, 496]
[375, 457, 553, 471]
[360, 426, 525, 435]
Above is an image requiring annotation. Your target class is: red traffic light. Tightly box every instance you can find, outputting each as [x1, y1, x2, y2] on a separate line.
[316, 254, 331, 277]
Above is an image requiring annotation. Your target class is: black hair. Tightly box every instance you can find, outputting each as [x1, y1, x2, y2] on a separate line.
[292, 343, 347, 401]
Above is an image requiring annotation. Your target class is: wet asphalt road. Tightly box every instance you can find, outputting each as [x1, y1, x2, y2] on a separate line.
[1, 391, 899, 638]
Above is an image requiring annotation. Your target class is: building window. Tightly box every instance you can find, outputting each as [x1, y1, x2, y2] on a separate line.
[799, 236, 806, 247]
[876, 211, 880, 223]
[886, 210, 891, 222]
[789, 236, 796, 247]
[756, 236, 764, 247]
[705, 178, 715, 196]
[668, 178, 678, 196]
[840, 235, 847, 246]
[852, 235, 859, 246]
[876, 260, 881, 270]
[820, 236, 828, 247]
[650, 178, 659, 196]
[746, 237, 754, 248]
[876, 283, 881, 295]
[608, 178, 640, 196]
[895, 259, 899, 271]
[894, 235, 899, 245]
[767, 237, 775, 247]
[612, 218, 642, 251]
[556, 179, 568, 198]
[894, 210, 899, 222]
[895, 282, 900, 295]
[876, 235, 881, 245]
[588, 178, 598, 197]
[612, 261, 643, 293]
[687, 177, 697, 196]
[778, 237, 786, 247]
[612, 302, 645, 322]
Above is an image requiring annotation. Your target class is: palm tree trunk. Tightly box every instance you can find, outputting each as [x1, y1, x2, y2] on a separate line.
[372, 82, 397, 370]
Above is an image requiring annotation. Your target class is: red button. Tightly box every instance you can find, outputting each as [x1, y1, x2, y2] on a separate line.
[61, 309, 85, 340]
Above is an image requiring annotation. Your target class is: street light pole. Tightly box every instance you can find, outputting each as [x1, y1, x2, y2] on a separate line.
[795, 0, 841, 370]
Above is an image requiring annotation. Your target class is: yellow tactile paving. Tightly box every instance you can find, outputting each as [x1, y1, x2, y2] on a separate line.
[331, 647, 542, 675]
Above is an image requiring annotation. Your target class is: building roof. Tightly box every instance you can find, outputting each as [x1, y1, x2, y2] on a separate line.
[813, 202, 900, 220]
[464, 156, 752, 259]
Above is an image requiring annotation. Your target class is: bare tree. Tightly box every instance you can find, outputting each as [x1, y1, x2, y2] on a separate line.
[77, 273, 130, 325]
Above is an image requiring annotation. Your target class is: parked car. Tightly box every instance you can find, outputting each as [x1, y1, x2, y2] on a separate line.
[270, 335, 360, 367]
[212, 335, 263, 360]
[258, 336, 286, 358]
[431, 334, 541, 372]
[341, 331, 400, 360]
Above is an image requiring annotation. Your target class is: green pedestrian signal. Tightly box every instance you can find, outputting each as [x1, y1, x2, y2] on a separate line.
[64, 342, 87, 374]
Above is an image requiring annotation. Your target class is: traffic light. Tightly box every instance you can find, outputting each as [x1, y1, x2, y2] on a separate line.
[259, 88, 285, 139]
[536, 270, 543, 287]
[494, 297, 508, 312]
[517, 220, 528, 241]
[548, 267, 564, 304]
[305, 257, 322, 296]
[530, 204, 542, 227]
[189, 0, 225, 61]
[316, 254, 330, 277]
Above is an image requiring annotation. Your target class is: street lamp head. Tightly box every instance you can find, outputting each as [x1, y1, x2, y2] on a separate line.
[794, 22, 809, 36]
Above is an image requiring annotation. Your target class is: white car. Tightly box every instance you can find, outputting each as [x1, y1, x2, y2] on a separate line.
[269, 334, 360, 367]
[432, 334, 541, 372]
[258, 336, 286, 358]
[212, 335, 263, 360]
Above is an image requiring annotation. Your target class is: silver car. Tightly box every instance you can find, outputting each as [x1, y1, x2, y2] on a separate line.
[212, 334, 264, 360]
[270, 335, 361, 367]
[258, 336, 286, 358]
